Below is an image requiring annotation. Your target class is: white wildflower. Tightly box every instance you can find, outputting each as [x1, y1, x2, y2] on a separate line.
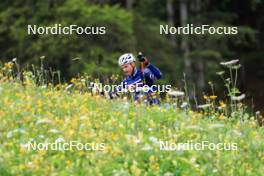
[220, 59, 239, 66]
[112, 169, 129, 176]
[123, 102, 129, 109]
[190, 157, 196, 163]
[72, 57, 81, 61]
[80, 115, 87, 120]
[168, 90, 185, 97]
[231, 94, 245, 101]
[36, 118, 53, 125]
[7, 128, 26, 138]
[55, 137, 65, 143]
[49, 129, 60, 134]
[6, 131, 13, 138]
[232, 64, 241, 69]
[64, 83, 74, 92]
[38, 135, 45, 138]
[149, 136, 160, 145]
[213, 169, 218, 173]
[21, 143, 30, 149]
[180, 102, 188, 108]
[232, 130, 243, 137]
[148, 128, 153, 131]
[216, 71, 225, 75]
[149, 136, 158, 143]
[80, 124, 85, 129]
[164, 172, 174, 176]
[186, 125, 203, 130]
[135, 137, 141, 144]
[141, 144, 153, 151]
[208, 124, 225, 129]
[197, 104, 211, 109]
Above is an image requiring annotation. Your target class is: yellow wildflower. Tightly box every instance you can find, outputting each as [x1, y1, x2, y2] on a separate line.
[219, 113, 226, 120]
[210, 95, 217, 100]
[219, 101, 226, 109]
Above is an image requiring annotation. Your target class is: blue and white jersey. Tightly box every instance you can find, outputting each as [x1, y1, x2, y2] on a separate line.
[111, 63, 162, 102]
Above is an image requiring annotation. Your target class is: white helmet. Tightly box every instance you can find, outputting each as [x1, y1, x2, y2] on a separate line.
[118, 53, 136, 66]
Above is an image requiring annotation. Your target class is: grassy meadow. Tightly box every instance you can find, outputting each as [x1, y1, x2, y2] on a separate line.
[0, 60, 264, 175]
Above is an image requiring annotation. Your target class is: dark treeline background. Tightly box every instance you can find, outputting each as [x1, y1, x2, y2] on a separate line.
[0, 0, 263, 110]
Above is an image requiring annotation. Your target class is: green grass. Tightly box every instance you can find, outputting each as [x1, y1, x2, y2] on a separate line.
[0, 82, 263, 176]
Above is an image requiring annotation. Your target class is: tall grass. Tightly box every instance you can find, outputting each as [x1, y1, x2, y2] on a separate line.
[0, 58, 264, 175]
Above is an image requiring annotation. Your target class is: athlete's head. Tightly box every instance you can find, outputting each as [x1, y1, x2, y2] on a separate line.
[118, 53, 136, 76]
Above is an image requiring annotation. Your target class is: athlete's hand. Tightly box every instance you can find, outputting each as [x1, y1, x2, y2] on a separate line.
[137, 52, 149, 66]
[137, 52, 145, 62]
